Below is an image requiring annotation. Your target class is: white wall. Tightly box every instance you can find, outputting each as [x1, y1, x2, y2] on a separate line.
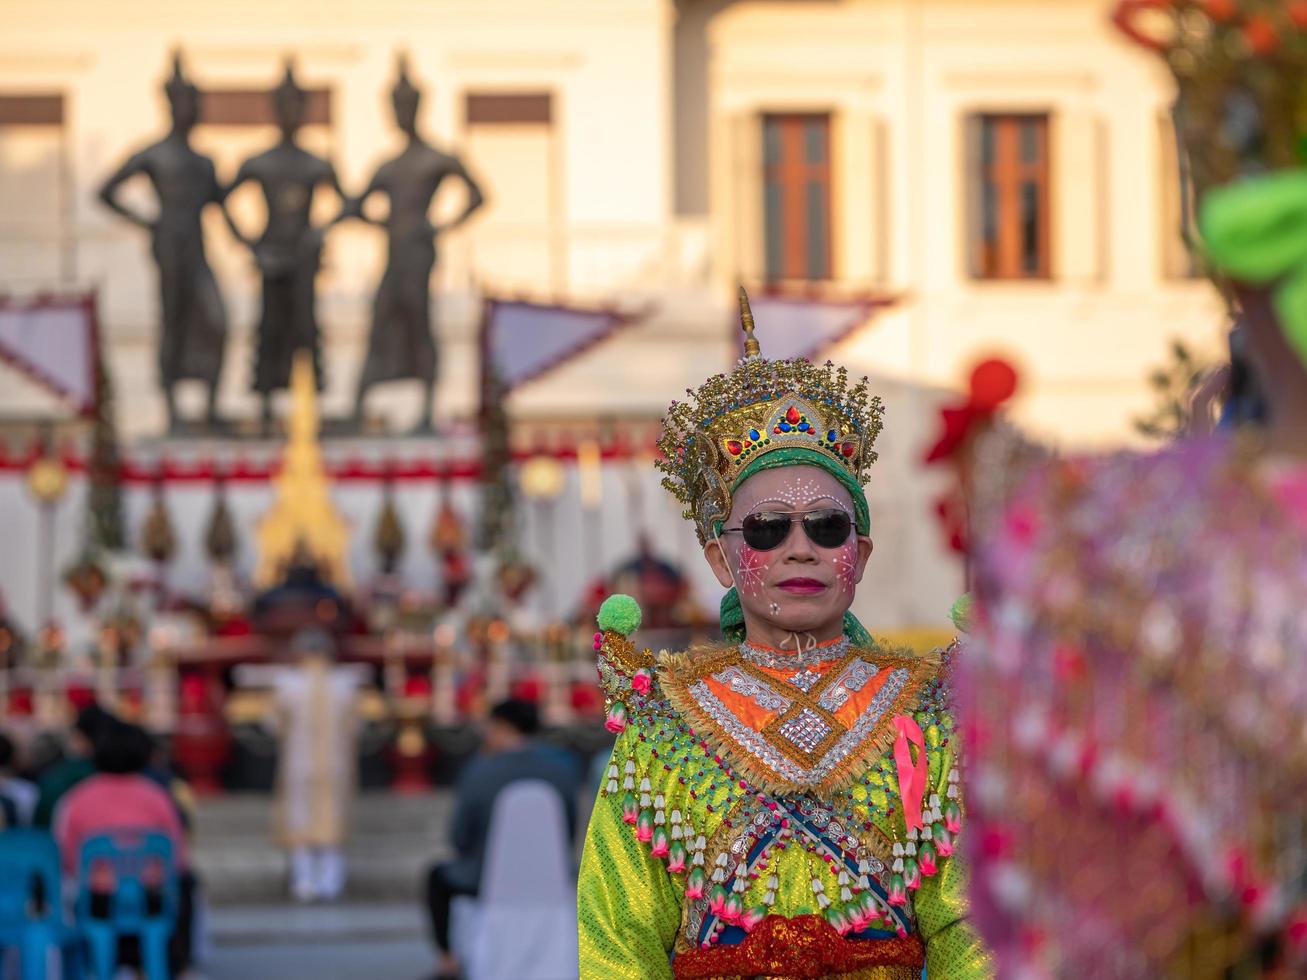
[704, 0, 1226, 449]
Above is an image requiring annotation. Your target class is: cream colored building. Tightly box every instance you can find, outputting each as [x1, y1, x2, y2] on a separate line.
[0, 0, 1223, 632]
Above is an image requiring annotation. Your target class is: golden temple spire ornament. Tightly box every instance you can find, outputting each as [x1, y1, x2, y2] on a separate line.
[255, 350, 351, 587]
[739, 285, 761, 359]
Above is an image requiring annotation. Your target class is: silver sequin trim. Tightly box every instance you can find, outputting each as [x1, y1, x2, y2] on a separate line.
[712, 665, 793, 712]
[786, 668, 823, 693]
[685, 666, 910, 787]
[816, 658, 880, 712]
[777, 707, 833, 753]
[739, 637, 851, 670]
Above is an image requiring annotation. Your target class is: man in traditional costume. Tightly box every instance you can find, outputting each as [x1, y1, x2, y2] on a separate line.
[239, 628, 365, 902]
[577, 292, 992, 979]
[952, 4, 1307, 976]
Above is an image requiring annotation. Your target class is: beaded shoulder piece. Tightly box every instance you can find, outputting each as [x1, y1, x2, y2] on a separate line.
[592, 595, 657, 733]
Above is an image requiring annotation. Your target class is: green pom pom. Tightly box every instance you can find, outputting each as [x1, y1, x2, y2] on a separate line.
[949, 592, 974, 634]
[597, 594, 643, 637]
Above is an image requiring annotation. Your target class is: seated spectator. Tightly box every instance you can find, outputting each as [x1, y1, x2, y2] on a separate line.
[56, 719, 198, 975]
[0, 732, 37, 826]
[424, 698, 580, 980]
[33, 703, 112, 828]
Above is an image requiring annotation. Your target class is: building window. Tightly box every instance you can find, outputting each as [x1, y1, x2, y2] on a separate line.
[763, 113, 832, 282]
[970, 113, 1051, 280]
[0, 93, 70, 285]
[465, 93, 552, 126]
[464, 91, 559, 291]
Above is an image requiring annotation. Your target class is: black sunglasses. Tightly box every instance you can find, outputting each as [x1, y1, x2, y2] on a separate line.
[722, 508, 853, 552]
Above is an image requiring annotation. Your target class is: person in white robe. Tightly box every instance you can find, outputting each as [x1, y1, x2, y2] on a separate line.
[239, 628, 366, 901]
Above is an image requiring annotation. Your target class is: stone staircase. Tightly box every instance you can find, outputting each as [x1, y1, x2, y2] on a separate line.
[192, 790, 455, 905]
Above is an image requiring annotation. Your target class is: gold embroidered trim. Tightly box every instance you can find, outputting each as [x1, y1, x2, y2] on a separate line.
[659, 642, 935, 797]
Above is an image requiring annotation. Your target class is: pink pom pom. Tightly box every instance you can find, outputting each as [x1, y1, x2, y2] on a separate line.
[684, 868, 706, 899]
[722, 893, 744, 924]
[918, 848, 938, 877]
[933, 824, 954, 857]
[707, 885, 728, 916]
[887, 874, 908, 907]
[944, 800, 963, 834]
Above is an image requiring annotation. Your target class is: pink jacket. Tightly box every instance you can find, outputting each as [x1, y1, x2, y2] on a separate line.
[54, 774, 187, 876]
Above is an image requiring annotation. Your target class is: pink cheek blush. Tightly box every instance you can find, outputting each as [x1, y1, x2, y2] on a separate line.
[736, 545, 770, 596]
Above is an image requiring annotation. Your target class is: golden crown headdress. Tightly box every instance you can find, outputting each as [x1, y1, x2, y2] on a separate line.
[656, 288, 884, 544]
[1113, 0, 1307, 196]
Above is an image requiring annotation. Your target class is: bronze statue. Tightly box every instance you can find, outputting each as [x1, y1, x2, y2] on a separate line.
[350, 55, 485, 432]
[224, 60, 346, 431]
[98, 53, 227, 432]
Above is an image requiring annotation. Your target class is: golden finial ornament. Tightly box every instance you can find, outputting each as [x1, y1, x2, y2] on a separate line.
[255, 350, 351, 586]
[739, 286, 761, 359]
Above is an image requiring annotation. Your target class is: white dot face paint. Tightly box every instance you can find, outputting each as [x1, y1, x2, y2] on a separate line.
[745, 473, 853, 523]
[832, 540, 859, 594]
[736, 544, 770, 596]
[762, 475, 827, 510]
[717, 463, 863, 640]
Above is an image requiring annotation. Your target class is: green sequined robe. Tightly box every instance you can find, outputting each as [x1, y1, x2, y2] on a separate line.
[577, 629, 993, 980]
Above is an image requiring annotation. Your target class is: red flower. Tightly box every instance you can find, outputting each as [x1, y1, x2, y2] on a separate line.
[1243, 14, 1278, 53]
[1292, 1, 1307, 28]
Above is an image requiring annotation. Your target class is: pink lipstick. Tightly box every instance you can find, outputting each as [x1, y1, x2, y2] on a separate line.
[776, 578, 827, 595]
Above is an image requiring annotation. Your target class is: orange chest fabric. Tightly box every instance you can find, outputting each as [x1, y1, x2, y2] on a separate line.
[658, 643, 931, 799]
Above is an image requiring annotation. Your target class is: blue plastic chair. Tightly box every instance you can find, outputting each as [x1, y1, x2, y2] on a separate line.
[0, 828, 82, 980]
[74, 830, 177, 980]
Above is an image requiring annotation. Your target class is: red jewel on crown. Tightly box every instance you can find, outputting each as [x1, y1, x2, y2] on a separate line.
[785, 405, 801, 424]
[727, 440, 744, 456]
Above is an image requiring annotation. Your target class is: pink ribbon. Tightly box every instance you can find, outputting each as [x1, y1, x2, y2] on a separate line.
[893, 715, 928, 831]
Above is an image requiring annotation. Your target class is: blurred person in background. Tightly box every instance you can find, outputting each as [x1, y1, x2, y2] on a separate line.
[33, 703, 113, 828]
[423, 698, 579, 980]
[266, 627, 364, 903]
[949, 5, 1307, 976]
[0, 732, 37, 826]
[56, 717, 198, 976]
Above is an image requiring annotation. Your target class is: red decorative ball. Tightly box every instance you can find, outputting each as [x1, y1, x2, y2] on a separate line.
[1243, 15, 1278, 53]
[968, 358, 1019, 410]
[1202, 0, 1237, 22]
